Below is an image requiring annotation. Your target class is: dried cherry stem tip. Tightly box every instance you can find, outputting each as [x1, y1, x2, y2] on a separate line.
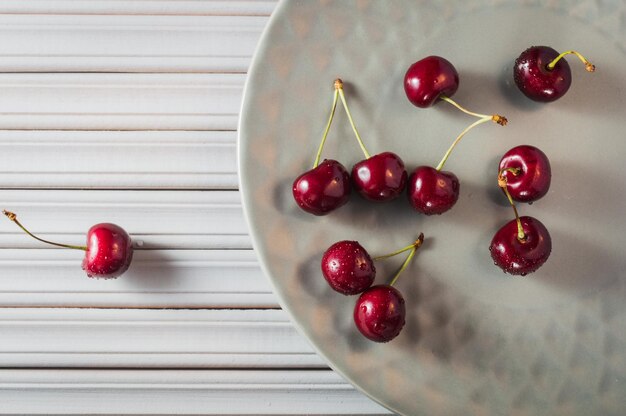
[492, 114, 508, 126]
[547, 50, 595, 72]
[497, 175, 526, 242]
[3, 209, 88, 251]
[389, 232, 425, 287]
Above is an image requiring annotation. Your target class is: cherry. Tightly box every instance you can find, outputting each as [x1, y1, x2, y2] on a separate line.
[354, 285, 405, 342]
[293, 79, 350, 215]
[514, 46, 595, 102]
[490, 216, 552, 276]
[351, 152, 408, 202]
[3, 210, 133, 279]
[404, 56, 459, 108]
[407, 166, 459, 215]
[333, 79, 407, 201]
[321, 240, 375, 295]
[82, 223, 134, 279]
[293, 159, 351, 215]
[499, 145, 551, 203]
[352, 233, 424, 343]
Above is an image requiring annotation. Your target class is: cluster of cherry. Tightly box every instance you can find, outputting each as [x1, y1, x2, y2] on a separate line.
[292, 46, 594, 342]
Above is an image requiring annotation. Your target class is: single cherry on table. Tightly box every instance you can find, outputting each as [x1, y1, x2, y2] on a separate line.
[513, 46, 595, 102]
[499, 145, 551, 203]
[3, 210, 133, 279]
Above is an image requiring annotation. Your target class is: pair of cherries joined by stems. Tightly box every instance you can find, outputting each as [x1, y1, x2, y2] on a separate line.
[322, 233, 424, 343]
[491, 145, 552, 275]
[3, 210, 133, 279]
[292, 79, 408, 216]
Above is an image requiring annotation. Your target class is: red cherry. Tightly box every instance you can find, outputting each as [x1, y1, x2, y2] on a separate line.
[83, 223, 133, 279]
[514, 46, 595, 102]
[407, 166, 460, 215]
[404, 56, 459, 108]
[293, 159, 351, 216]
[351, 152, 408, 202]
[321, 240, 375, 295]
[490, 216, 552, 276]
[499, 145, 551, 203]
[354, 285, 406, 342]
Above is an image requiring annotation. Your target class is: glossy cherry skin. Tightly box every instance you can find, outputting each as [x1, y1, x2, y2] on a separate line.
[500, 145, 551, 203]
[321, 241, 375, 295]
[82, 223, 133, 279]
[514, 46, 572, 102]
[490, 216, 552, 276]
[293, 159, 351, 215]
[407, 166, 460, 215]
[351, 152, 408, 202]
[354, 285, 406, 342]
[404, 56, 459, 108]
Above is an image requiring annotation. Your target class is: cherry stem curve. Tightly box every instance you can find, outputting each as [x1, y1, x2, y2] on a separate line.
[313, 86, 340, 168]
[2, 210, 88, 251]
[440, 96, 508, 125]
[547, 50, 595, 72]
[435, 117, 491, 171]
[335, 79, 371, 160]
[497, 176, 526, 242]
[387, 233, 424, 287]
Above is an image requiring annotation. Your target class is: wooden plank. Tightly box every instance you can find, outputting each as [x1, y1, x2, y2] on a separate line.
[0, 130, 238, 189]
[0, 308, 324, 368]
[0, 189, 250, 250]
[0, 73, 243, 130]
[0, 369, 391, 415]
[0, 1, 277, 16]
[0, 14, 268, 72]
[0, 249, 276, 308]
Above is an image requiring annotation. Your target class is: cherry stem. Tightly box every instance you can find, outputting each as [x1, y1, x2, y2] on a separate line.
[313, 86, 340, 168]
[435, 117, 491, 171]
[335, 79, 371, 160]
[547, 50, 595, 72]
[440, 96, 508, 125]
[2, 210, 88, 251]
[499, 167, 521, 177]
[387, 233, 424, 287]
[496, 176, 526, 242]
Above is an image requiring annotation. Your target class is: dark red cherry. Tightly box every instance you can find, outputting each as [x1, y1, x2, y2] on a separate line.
[499, 145, 551, 203]
[490, 216, 552, 276]
[83, 223, 133, 279]
[407, 166, 460, 215]
[354, 285, 406, 342]
[404, 56, 459, 108]
[321, 240, 375, 295]
[514, 46, 571, 102]
[351, 152, 408, 202]
[292, 159, 351, 216]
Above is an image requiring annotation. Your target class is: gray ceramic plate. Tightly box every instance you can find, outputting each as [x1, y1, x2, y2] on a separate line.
[238, 1, 626, 414]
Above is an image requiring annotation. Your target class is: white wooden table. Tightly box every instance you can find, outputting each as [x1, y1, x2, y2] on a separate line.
[0, 1, 391, 414]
